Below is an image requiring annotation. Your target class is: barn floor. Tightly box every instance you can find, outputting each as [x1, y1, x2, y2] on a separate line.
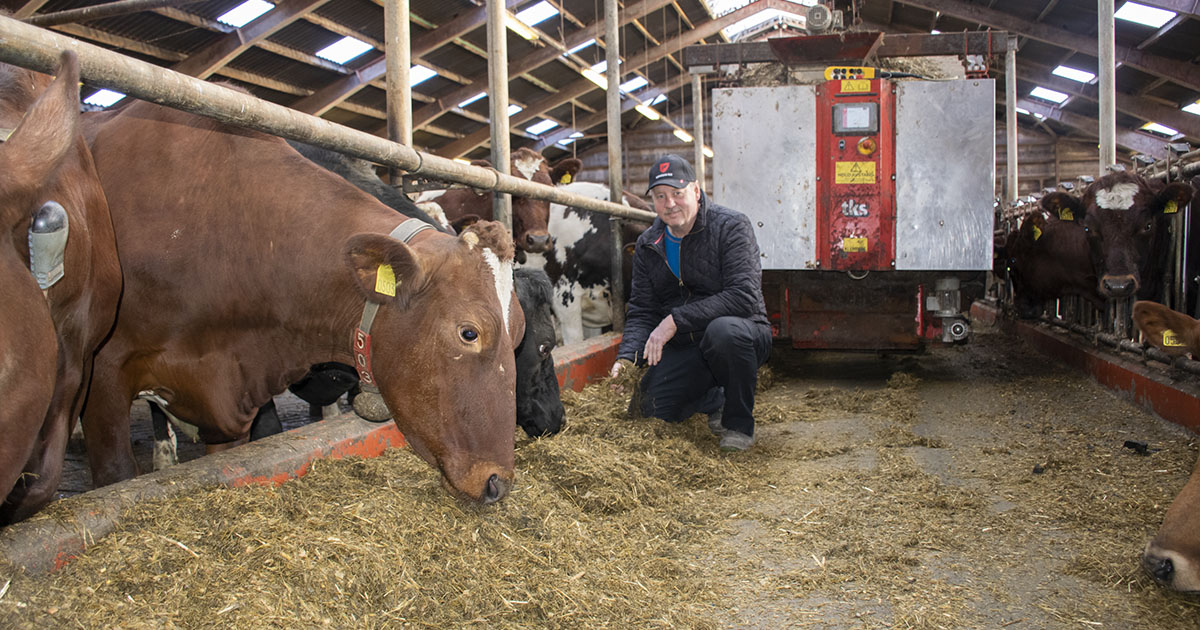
[3, 326, 1200, 628]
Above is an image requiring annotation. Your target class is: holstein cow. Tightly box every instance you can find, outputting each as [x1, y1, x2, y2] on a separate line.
[82, 99, 523, 504]
[0, 52, 122, 524]
[416, 148, 581, 258]
[1039, 172, 1193, 301]
[1130, 300, 1200, 592]
[523, 180, 652, 345]
[1000, 211, 1103, 319]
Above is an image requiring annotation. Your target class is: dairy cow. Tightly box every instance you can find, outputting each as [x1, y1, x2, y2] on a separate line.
[0, 52, 122, 523]
[524, 181, 652, 345]
[81, 97, 522, 503]
[1000, 211, 1103, 319]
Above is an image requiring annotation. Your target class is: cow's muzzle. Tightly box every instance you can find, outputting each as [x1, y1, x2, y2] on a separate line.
[1100, 274, 1138, 298]
[484, 473, 508, 504]
[1143, 551, 1174, 585]
[523, 231, 554, 253]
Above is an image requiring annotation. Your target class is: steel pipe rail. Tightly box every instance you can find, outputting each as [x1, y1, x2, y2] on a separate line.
[1045, 315, 1200, 375]
[0, 16, 656, 222]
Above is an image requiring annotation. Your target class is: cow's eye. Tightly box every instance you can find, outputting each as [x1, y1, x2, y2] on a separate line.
[538, 343, 549, 356]
[1143, 221, 1154, 233]
[460, 327, 479, 343]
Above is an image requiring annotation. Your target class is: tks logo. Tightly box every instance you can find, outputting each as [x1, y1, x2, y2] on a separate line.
[840, 199, 869, 217]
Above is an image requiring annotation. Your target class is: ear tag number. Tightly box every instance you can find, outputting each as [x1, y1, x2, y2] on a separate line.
[1163, 329, 1186, 347]
[1165, 200, 1178, 214]
[375, 264, 397, 297]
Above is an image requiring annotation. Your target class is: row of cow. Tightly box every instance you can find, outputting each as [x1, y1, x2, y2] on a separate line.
[1, 54, 647, 527]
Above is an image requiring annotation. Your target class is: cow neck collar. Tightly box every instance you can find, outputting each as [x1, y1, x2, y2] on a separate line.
[352, 219, 435, 398]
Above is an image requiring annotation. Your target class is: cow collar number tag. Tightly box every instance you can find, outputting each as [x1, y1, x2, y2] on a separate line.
[1163, 329, 1186, 347]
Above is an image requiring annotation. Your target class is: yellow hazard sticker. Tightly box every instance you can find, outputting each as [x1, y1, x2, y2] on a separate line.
[1058, 208, 1074, 221]
[841, 79, 870, 93]
[1033, 225, 1043, 241]
[835, 161, 876, 184]
[375, 264, 397, 296]
[1163, 329, 1186, 347]
[1165, 200, 1178, 214]
[842, 237, 868, 252]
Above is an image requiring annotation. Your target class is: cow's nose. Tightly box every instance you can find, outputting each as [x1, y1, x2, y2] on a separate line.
[483, 474, 509, 504]
[525, 232, 553, 251]
[1101, 275, 1137, 297]
[1143, 553, 1174, 583]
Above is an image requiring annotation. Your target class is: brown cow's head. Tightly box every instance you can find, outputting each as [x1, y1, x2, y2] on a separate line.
[344, 221, 521, 504]
[508, 147, 560, 254]
[1041, 173, 1193, 299]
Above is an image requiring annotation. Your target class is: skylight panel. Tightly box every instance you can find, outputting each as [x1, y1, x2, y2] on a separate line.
[83, 89, 125, 108]
[1015, 107, 1031, 115]
[316, 36, 373, 65]
[1141, 122, 1178, 136]
[590, 60, 607, 73]
[557, 131, 584, 146]
[1115, 1, 1176, 28]
[619, 76, 648, 93]
[458, 92, 486, 108]
[1052, 65, 1095, 83]
[507, 104, 524, 116]
[409, 65, 438, 87]
[566, 39, 595, 56]
[525, 119, 559, 135]
[649, 94, 667, 106]
[1183, 101, 1200, 116]
[515, 1, 558, 26]
[1030, 86, 1069, 104]
[217, 0, 273, 28]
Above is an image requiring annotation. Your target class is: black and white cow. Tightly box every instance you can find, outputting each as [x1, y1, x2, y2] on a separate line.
[523, 181, 652, 345]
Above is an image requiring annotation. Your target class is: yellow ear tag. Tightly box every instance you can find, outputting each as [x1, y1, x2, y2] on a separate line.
[1162, 329, 1186, 347]
[1032, 225, 1043, 241]
[1059, 208, 1074, 221]
[1165, 200, 1178, 214]
[375, 264, 397, 297]
[559, 173, 572, 184]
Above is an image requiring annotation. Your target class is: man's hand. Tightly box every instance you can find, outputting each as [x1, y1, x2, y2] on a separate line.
[643, 314, 677, 366]
[609, 359, 630, 379]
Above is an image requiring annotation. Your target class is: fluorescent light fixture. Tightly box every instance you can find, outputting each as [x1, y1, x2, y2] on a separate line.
[634, 103, 660, 120]
[702, 146, 714, 158]
[1052, 65, 1095, 83]
[525, 119, 559, 135]
[557, 131, 584, 146]
[1115, 1, 1176, 28]
[566, 39, 595, 56]
[1030, 86, 1069, 104]
[1015, 107, 1031, 115]
[581, 68, 608, 89]
[930, 29, 941, 34]
[590, 60, 607, 73]
[316, 36, 373, 65]
[1142, 122, 1178, 136]
[83, 89, 125, 108]
[649, 94, 667, 106]
[620, 76, 648, 93]
[409, 65, 438, 87]
[506, 14, 540, 41]
[673, 128, 693, 143]
[217, 0, 273, 28]
[1033, 112, 1045, 120]
[515, 1, 558, 26]
[1183, 101, 1200, 116]
[458, 92, 486, 108]
[507, 104, 523, 116]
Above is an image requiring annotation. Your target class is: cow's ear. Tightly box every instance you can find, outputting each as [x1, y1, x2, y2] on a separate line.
[343, 233, 425, 306]
[1154, 182, 1193, 216]
[461, 221, 516, 262]
[1040, 192, 1082, 222]
[551, 158, 583, 185]
[470, 158, 493, 169]
[450, 213, 482, 233]
[1133, 300, 1200, 357]
[0, 51, 80, 206]
[1018, 213, 1046, 242]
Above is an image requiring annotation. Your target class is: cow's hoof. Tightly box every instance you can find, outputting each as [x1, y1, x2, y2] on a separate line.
[352, 392, 392, 422]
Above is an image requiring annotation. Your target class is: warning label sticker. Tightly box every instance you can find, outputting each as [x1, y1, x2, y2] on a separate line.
[842, 237, 868, 252]
[841, 79, 870, 93]
[835, 161, 876, 184]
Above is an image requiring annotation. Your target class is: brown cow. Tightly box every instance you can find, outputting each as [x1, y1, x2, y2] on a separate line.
[416, 148, 581, 255]
[81, 98, 523, 504]
[1131, 300, 1200, 592]
[1039, 172, 1193, 300]
[0, 52, 122, 524]
[1000, 211, 1103, 319]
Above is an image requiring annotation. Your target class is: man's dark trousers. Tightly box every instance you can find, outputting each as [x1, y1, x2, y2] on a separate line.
[637, 316, 772, 437]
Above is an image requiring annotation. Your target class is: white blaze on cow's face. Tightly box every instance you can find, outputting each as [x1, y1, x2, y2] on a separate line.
[1095, 182, 1139, 210]
[482, 247, 514, 333]
[513, 154, 545, 181]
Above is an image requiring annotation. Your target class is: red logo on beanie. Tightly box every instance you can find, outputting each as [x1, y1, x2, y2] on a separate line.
[659, 162, 669, 173]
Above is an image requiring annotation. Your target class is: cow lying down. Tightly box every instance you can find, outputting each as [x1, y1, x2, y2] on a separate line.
[82, 97, 523, 504]
[1130, 301, 1200, 593]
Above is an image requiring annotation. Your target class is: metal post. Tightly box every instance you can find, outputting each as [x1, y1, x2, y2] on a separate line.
[1005, 35, 1019, 203]
[486, 0, 512, 229]
[1098, 0, 1116, 170]
[692, 73, 705, 191]
[604, 0, 625, 331]
[384, 0, 411, 185]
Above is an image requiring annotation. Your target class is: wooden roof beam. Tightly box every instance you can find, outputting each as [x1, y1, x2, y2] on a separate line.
[1014, 97, 1172, 157]
[170, 0, 330, 79]
[533, 72, 690, 151]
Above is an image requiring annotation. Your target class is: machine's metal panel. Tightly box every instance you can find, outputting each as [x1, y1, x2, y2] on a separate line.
[894, 79, 995, 270]
[712, 86, 817, 270]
